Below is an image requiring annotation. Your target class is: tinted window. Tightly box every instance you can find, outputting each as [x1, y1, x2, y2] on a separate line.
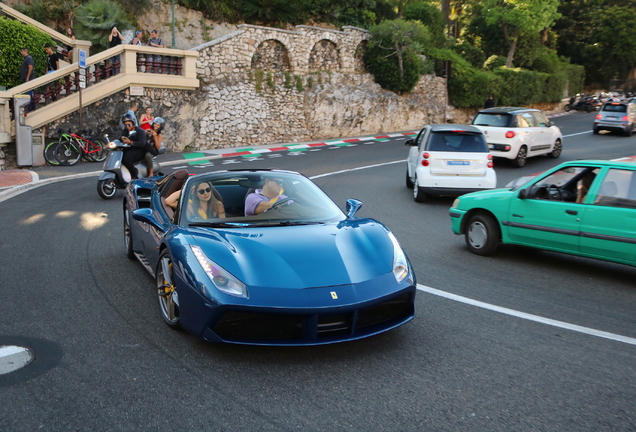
[515, 115, 530, 128]
[520, 112, 537, 127]
[602, 104, 627, 113]
[427, 132, 488, 152]
[530, 111, 549, 127]
[472, 113, 512, 127]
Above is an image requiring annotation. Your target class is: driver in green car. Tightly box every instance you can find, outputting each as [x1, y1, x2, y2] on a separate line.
[244, 175, 290, 216]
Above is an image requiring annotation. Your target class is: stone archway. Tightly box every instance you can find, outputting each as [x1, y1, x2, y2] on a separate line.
[308, 39, 340, 72]
[354, 40, 367, 73]
[250, 39, 292, 72]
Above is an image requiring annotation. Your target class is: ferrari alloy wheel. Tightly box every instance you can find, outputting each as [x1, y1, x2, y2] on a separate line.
[465, 213, 500, 256]
[548, 139, 562, 158]
[157, 250, 181, 329]
[511, 146, 527, 168]
[124, 204, 134, 260]
[413, 177, 428, 203]
[97, 179, 117, 199]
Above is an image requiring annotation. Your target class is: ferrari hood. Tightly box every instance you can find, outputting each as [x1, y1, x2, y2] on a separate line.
[188, 220, 394, 289]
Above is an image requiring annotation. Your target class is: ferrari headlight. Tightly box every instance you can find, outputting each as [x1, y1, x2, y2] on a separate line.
[190, 245, 247, 298]
[388, 232, 411, 284]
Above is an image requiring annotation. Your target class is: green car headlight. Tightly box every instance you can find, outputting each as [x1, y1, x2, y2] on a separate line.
[191, 245, 247, 298]
[452, 198, 461, 209]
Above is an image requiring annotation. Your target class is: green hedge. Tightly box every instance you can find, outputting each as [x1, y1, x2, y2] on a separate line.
[0, 17, 53, 89]
[428, 48, 502, 108]
[428, 48, 581, 108]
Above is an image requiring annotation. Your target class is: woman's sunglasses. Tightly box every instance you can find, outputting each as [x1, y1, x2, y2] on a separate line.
[197, 187, 211, 194]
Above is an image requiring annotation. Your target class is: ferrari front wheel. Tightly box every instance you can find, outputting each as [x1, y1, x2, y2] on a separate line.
[157, 250, 182, 329]
[124, 204, 134, 260]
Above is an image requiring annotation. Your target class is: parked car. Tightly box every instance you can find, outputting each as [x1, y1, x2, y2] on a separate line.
[125, 169, 416, 345]
[593, 101, 636, 135]
[405, 124, 496, 202]
[449, 159, 636, 267]
[471, 107, 563, 167]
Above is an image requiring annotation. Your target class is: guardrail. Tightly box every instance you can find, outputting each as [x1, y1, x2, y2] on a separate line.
[0, 45, 199, 134]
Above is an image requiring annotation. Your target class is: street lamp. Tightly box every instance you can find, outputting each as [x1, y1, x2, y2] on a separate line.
[171, 0, 176, 48]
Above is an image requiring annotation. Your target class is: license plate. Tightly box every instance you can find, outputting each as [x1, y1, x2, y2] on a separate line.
[448, 161, 470, 166]
[607, 116, 617, 119]
[488, 144, 495, 149]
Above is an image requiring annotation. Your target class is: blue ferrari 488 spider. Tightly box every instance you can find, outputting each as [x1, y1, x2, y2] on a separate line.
[124, 169, 416, 345]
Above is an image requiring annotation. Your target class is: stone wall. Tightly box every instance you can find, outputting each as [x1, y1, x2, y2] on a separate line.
[38, 23, 452, 155]
[11, 23, 455, 168]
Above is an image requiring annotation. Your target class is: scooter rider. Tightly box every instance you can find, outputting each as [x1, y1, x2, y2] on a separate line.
[144, 117, 164, 177]
[121, 115, 148, 179]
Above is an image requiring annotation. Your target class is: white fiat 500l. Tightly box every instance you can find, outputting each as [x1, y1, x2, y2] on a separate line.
[405, 124, 497, 202]
[472, 107, 563, 168]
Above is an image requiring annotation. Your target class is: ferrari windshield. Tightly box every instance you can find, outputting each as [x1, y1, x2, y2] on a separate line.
[176, 171, 345, 226]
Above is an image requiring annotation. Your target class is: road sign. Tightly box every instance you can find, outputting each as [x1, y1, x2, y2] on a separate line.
[78, 68, 86, 76]
[79, 81, 86, 89]
[78, 75, 86, 82]
[79, 49, 87, 69]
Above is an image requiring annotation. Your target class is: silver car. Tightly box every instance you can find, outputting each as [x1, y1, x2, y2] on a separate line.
[594, 101, 636, 136]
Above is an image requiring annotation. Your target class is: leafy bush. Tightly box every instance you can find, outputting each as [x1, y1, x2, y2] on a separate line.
[483, 55, 506, 71]
[566, 64, 585, 96]
[428, 48, 502, 108]
[451, 42, 485, 69]
[403, 3, 446, 48]
[530, 48, 561, 74]
[364, 19, 429, 94]
[0, 17, 53, 89]
[492, 67, 549, 106]
[74, 0, 132, 53]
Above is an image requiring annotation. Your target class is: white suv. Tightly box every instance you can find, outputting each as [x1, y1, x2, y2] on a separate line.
[472, 107, 563, 167]
[406, 124, 497, 202]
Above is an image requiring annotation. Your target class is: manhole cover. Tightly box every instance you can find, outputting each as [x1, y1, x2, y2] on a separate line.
[0, 345, 34, 375]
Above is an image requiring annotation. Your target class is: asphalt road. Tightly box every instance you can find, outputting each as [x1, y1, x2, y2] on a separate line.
[1, 111, 635, 431]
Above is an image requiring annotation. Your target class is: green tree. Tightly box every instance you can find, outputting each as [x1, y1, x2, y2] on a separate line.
[241, 0, 297, 27]
[74, 0, 132, 53]
[480, 0, 560, 67]
[404, 2, 445, 48]
[364, 19, 430, 94]
[585, 5, 636, 86]
[0, 17, 53, 88]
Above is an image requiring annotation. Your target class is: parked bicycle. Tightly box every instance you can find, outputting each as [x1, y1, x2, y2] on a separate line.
[43, 129, 74, 166]
[54, 130, 109, 166]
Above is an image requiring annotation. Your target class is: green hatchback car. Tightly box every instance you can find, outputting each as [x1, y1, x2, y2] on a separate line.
[450, 159, 636, 266]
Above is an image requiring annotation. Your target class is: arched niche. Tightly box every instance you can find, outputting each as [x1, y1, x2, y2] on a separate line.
[251, 39, 291, 72]
[308, 39, 340, 72]
[354, 40, 368, 73]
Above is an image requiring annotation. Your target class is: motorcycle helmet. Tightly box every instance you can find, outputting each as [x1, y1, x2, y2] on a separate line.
[121, 114, 135, 126]
[152, 117, 165, 133]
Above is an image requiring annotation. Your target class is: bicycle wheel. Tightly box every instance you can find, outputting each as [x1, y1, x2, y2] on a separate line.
[43, 141, 61, 166]
[55, 140, 82, 166]
[88, 137, 108, 162]
[80, 138, 96, 162]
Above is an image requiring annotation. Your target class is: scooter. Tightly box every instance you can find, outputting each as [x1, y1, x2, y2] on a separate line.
[97, 139, 165, 199]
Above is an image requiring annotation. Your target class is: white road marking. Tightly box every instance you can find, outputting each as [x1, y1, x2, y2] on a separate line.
[0, 345, 34, 375]
[418, 285, 636, 346]
[309, 160, 404, 179]
[563, 131, 592, 137]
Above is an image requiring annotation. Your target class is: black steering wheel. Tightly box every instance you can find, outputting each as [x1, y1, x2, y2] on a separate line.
[546, 184, 563, 201]
[271, 197, 294, 210]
